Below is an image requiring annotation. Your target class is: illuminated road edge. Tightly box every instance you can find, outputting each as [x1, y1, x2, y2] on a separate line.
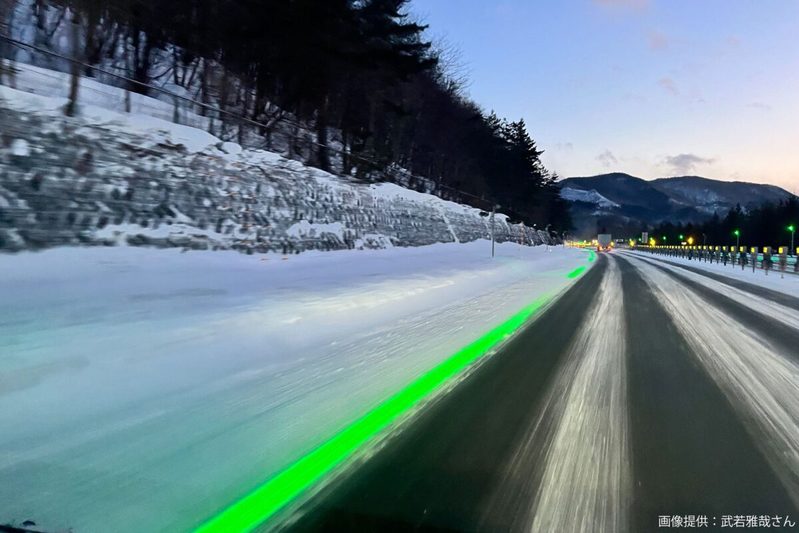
[567, 266, 587, 278]
[195, 259, 592, 532]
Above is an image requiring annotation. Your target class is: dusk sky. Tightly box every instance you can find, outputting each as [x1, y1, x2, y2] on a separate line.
[410, 0, 799, 192]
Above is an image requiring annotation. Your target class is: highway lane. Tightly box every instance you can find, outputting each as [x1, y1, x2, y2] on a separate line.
[279, 252, 799, 532]
[629, 253, 799, 312]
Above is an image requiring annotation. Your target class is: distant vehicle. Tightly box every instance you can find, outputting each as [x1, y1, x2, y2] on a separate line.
[597, 234, 612, 252]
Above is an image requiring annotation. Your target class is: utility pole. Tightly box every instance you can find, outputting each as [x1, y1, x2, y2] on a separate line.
[545, 224, 552, 252]
[490, 207, 495, 258]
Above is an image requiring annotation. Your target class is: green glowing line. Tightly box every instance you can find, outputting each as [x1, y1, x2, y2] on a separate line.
[567, 266, 587, 278]
[195, 294, 553, 533]
[587, 250, 596, 262]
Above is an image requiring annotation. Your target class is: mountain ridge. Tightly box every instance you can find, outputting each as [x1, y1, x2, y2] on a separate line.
[559, 172, 793, 237]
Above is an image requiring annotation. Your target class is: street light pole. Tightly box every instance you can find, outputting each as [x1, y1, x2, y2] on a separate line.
[789, 225, 796, 256]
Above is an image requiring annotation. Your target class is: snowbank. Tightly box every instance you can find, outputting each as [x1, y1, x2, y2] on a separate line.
[0, 78, 555, 255]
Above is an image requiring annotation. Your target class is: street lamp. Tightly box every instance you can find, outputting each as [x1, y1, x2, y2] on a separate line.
[734, 229, 740, 249]
[789, 225, 796, 255]
[687, 236, 694, 246]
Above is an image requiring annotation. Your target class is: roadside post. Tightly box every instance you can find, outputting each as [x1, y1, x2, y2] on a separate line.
[751, 247, 758, 273]
[479, 208, 496, 258]
[779, 247, 787, 278]
[763, 247, 772, 276]
[490, 208, 495, 258]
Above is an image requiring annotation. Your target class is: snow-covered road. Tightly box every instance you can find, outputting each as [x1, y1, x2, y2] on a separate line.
[0, 242, 588, 532]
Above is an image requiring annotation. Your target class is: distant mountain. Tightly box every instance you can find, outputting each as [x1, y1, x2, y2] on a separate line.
[650, 176, 791, 214]
[559, 173, 793, 238]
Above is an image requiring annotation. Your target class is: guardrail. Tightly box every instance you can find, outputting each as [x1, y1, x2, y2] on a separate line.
[636, 245, 799, 277]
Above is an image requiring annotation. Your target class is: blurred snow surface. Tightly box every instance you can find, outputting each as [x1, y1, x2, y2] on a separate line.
[0, 241, 589, 532]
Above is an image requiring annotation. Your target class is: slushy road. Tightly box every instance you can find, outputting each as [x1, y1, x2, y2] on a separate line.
[286, 252, 799, 532]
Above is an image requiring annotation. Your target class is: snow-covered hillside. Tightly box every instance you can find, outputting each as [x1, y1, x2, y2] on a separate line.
[0, 241, 591, 532]
[559, 187, 619, 209]
[0, 81, 554, 254]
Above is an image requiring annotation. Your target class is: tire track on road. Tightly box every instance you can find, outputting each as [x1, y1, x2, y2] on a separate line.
[621, 251, 799, 311]
[624, 254, 799, 506]
[616, 256, 795, 529]
[526, 258, 630, 533]
[287, 258, 609, 532]
[625, 253, 799, 360]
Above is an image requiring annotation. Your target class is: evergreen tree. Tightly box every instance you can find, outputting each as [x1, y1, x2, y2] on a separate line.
[40, 0, 566, 229]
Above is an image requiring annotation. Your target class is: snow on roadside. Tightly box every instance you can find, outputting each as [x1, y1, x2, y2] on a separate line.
[0, 241, 591, 533]
[1, 81, 554, 254]
[3, 61, 214, 136]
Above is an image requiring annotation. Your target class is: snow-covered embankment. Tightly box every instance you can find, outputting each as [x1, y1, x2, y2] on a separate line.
[0, 80, 553, 254]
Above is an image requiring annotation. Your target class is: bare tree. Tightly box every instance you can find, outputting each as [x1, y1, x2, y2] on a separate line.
[430, 37, 472, 99]
[0, 0, 18, 88]
[65, 8, 81, 116]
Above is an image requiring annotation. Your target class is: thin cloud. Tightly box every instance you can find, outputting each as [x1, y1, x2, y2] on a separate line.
[747, 101, 771, 111]
[658, 77, 679, 96]
[663, 153, 715, 174]
[649, 31, 669, 51]
[597, 150, 619, 168]
[556, 142, 575, 151]
[593, 0, 649, 9]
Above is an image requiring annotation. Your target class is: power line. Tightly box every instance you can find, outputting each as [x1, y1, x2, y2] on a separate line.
[0, 32, 496, 209]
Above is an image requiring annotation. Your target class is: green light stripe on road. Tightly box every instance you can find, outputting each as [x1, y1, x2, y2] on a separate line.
[588, 250, 597, 262]
[567, 266, 587, 278]
[195, 294, 553, 533]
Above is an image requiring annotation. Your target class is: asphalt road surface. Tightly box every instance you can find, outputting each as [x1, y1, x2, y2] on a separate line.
[281, 251, 799, 532]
